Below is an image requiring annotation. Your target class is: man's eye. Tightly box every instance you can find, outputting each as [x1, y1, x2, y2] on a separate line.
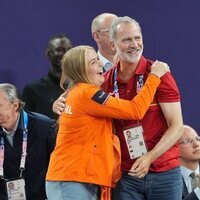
[186, 139, 193, 143]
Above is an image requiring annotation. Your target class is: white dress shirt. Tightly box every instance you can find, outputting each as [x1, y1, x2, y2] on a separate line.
[97, 51, 113, 72]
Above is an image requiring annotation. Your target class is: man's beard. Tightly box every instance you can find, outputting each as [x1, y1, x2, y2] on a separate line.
[116, 47, 143, 64]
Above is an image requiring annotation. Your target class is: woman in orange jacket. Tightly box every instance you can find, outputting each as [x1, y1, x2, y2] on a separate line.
[46, 45, 169, 200]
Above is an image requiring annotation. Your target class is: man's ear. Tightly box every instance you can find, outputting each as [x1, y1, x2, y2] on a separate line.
[46, 49, 51, 58]
[92, 32, 100, 43]
[110, 41, 115, 51]
[13, 100, 20, 112]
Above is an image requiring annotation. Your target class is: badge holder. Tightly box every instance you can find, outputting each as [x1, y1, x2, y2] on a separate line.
[123, 124, 147, 159]
[5, 176, 26, 200]
[6, 177, 26, 200]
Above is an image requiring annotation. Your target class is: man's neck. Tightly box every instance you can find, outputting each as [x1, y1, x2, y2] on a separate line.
[98, 49, 114, 63]
[49, 67, 61, 82]
[3, 112, 20, 133]
[181, 160, 199, 171]
[118, 60, 139, 82]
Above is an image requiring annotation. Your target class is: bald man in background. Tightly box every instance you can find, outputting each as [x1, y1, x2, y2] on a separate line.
[91, 13, 118, 72]
[179, 125, 200, 199]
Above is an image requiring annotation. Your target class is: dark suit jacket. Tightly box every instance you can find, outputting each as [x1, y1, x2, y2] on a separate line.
[0, 111, 56, 200]
[182, 177, 199, 200]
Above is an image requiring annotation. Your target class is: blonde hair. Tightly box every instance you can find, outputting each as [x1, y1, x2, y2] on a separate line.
[60, 45, 95, 90]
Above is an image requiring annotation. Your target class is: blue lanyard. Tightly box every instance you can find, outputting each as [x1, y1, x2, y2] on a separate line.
[0, 111, 28, 179]
[20, 111, 28, 174]
[0, 137, 4, 177]
[113, 68, 144, 127]
[113, 68, 119, 98]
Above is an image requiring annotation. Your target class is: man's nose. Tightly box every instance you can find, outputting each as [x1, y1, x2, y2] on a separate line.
[130, 39, 138, 47]
[193, 139, 199, 147]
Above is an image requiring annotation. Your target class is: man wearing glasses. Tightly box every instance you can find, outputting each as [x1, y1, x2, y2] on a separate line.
[91, 13, 118, 72]
[179, 125, 200, 199]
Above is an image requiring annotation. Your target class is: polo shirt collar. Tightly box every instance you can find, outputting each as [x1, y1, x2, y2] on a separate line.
[135, 56, 148, 75]
[115, 56, 148, 79]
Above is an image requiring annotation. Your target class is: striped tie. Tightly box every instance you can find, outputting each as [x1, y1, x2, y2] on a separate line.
[190, 172, 199, 190]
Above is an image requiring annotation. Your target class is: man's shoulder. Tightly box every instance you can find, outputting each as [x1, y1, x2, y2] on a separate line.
[27, 111, 55, 126]
[23, 76, 50, 89]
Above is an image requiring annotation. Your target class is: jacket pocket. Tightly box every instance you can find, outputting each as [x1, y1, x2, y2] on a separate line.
[86, 145, 97, 175]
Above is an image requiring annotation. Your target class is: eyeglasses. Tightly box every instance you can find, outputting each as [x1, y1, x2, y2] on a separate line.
[97, 28, 110, 33]
[179, 136, 200, 145]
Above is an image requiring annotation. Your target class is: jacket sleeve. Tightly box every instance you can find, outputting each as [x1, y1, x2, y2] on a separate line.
[81, 74, 161, 120]
[46, 120, 57, 155]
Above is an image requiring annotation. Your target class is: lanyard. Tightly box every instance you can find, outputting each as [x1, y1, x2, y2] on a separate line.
[0, 111, 28, 179]
[113, 68, 119, 98]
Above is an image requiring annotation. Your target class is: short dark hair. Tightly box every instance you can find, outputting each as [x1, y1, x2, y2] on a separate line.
[47, 33, 72, 50]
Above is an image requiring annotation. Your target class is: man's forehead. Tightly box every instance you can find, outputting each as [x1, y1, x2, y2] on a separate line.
[0, 90, 8, 102]
[117, 23, 141, 33]
[183, 129, 198, 138]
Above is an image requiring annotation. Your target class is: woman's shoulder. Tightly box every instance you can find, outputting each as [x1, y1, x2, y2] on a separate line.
[72, 83, 99, 94]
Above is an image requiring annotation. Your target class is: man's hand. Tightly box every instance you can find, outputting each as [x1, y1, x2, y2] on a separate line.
[128, 153, 153, 178]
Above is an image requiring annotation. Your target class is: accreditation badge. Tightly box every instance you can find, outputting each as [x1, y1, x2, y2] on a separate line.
[123, 125, 147, 159]
[6, 178, 26, 200]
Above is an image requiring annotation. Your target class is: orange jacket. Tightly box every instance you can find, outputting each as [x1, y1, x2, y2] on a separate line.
[46, 74, 160, 199]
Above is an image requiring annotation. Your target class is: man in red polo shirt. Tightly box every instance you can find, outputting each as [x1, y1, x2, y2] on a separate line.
[52, 16, 184, 200]
[101, 16, 183, 200]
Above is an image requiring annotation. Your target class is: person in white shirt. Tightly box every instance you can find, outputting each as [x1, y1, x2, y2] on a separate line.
[91, 13, 118, 72]
[179, 125, 200, 200]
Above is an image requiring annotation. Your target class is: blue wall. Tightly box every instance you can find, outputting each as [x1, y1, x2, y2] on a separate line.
[0, 0, 199, 132]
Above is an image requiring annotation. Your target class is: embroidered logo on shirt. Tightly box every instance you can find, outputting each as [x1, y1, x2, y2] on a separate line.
[91, 90, 109, 105]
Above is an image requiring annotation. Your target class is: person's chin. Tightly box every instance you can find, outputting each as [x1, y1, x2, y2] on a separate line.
[95, 80, 104, 87]
[100, 77, 105, 85]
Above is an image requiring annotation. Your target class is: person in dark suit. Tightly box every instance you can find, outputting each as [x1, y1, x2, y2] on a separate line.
[179, 125, 200, 199]
[22, 33, 72, 119]
[0, 83, 56, 200]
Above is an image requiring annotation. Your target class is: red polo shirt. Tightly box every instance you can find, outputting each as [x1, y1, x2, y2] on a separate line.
[101, 56, 181, 172]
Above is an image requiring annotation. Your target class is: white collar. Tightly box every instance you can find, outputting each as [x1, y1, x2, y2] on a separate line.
[181, 165, 200, 181]
[97, 51, 112, 66]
